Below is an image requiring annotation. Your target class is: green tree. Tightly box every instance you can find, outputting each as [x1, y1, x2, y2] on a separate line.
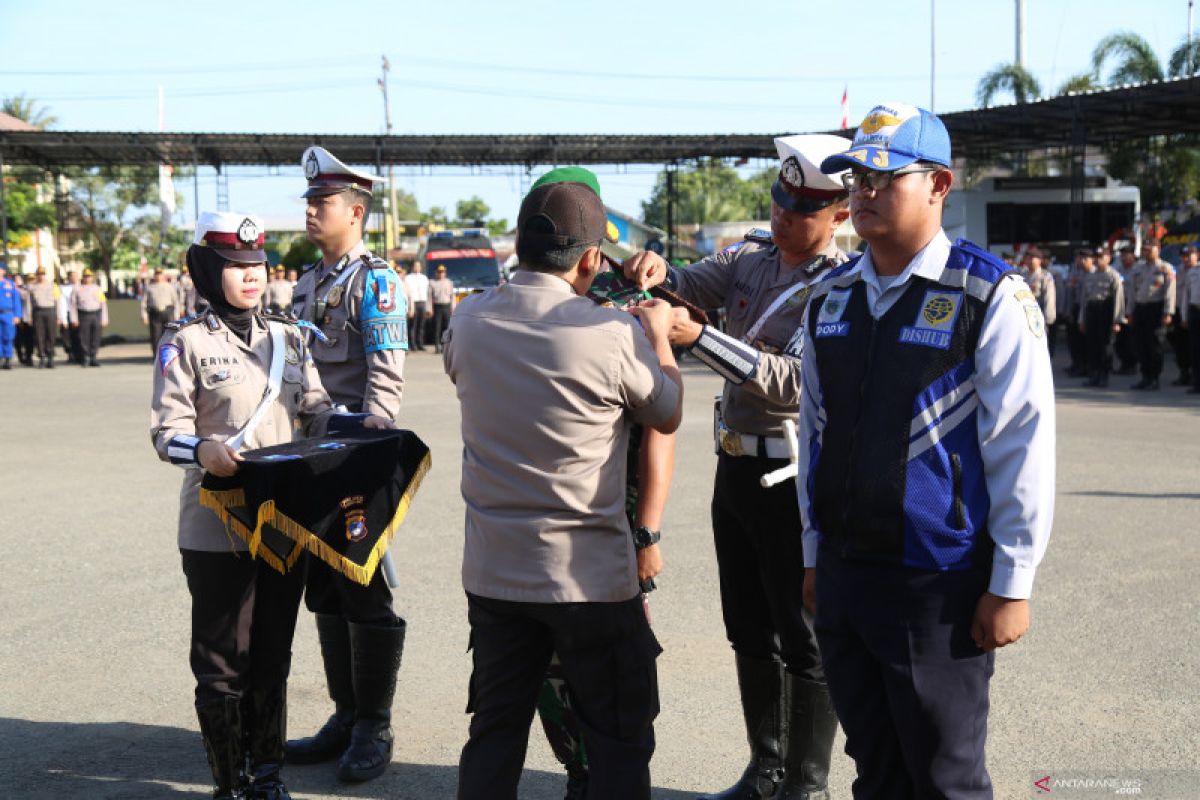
[1056, 71, 1102, 94]
[642, 159, 759, 231]
[455, 195, 490, 227]
[1, 93, 57, 129]
[976, 63, 1042, 106]
[1168, 38, 1200, 77]
[1092, 31, 1164, 84]
[64, 166, 161, 287]
[279, 236, 319, 271]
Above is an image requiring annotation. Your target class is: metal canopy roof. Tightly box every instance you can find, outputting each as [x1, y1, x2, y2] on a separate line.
[1, 76, 1197, 169]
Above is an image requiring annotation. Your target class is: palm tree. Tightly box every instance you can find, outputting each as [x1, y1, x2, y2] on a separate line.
[1167, 38, 1200, 77]
[1, 93, 57, 129]
[1091, 32, 1164, 85]
[976, 64, 1042, 107]
[1056, 71, 1102, 95]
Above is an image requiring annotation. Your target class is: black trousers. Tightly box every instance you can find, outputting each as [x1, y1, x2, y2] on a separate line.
[815, 549, 994, 800]
[148, 307, 175, 353]
[1065, 318, 1085, 370]
[1114, 324, 1137, 370]
[303, 554, 396, 625]
[181, 549, 306, 706]
[1132, 301, 1166, 380]
[16, 321, 34, 363]
[408, 302, 427, 349]
[712, 452, 823, 680]
[431, 303, 452, 351]
[78, 311, 101, 360]
[1083, 300, 1115, 380]
[1190, 307, 1200, 390]
[458, 592, 660, 800]
[1168, 315, 1191, 376]
[32, 307, 56, 360]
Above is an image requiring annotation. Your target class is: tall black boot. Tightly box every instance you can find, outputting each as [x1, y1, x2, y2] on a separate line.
[285, 614, 355, 764]
[244, 684, 292, 800]
[697, 655, 786, 800]
[196, 697, 248, 800]
[775, 675, 838, 800]
[337, 618, 406, 782]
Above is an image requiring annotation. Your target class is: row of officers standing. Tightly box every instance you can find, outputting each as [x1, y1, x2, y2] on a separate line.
[1019, 239, 1200, 391]
[0, 264, 108, 369]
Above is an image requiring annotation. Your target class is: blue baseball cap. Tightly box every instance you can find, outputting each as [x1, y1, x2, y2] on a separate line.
[820, 102, 951, 174]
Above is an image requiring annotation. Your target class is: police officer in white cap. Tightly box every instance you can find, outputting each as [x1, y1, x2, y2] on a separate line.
[624, 135, 851, 800]
[286, 146, 409, 783]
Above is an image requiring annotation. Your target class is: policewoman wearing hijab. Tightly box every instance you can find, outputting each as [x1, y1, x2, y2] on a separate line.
[151, 212, 393, 800]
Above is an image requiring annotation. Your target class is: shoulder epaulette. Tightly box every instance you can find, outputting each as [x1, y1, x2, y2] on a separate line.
[165, 312, 207, 331]
[261, 311, 299, 326]
[363, 254, 394, 272]
[744, 228, 773, 246]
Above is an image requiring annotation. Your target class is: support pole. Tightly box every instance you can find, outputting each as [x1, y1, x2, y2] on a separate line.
[0, 147, 8, 265]
[666, 164, 676, 263]
[1067, 109, 1087, 254]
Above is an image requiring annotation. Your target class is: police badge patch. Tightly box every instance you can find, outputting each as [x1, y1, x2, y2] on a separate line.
[815, 288, 852, 338]
[237, 218, 259, 245]
[780, 156, 806, 190]
[158, 343, 182, 375]
[899, 290, 962, 350]
[341, 495, 368, 543]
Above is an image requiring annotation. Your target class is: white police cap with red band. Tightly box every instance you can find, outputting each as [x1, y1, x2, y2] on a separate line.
[771, 134, 851, 214]
[192, 211, 268, 263]
[820, 101, 952, 174]
[301, 146, 386, 198]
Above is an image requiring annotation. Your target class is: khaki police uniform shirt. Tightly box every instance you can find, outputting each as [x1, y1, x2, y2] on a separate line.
[1079, 267, 1124, 325]
[1181, 264, 1200, 323]
[265, 278, 294, 311]
[1129, 258, 1176, 314]
[428, 276, 455, 305]
[177, 274, 198, 315]
[1023, 268, 1056, 326]
[69, 283, 108, 325]
[150, 313, 337, 551]
[444, 269, 680, 604]
[28, 280, 58, 309]
[292, 241, 406, 420]
[669, 237, 847, 437]
[143, 282, 178, 314]
[17, 285, 31, 323]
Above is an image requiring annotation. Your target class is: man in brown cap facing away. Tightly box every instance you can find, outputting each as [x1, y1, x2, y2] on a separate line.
[445, 168, 682, 800]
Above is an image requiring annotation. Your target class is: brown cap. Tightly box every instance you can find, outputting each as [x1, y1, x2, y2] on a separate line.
[516, 181, 614, 264]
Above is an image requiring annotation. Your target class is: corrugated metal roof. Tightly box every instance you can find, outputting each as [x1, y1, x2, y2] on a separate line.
[1, 77, 1197, 168]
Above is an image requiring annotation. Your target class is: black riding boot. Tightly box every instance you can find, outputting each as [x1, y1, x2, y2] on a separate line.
[196, 697, 248, 800]
[285, 614, 355, 764]
[245, 684, 292, 800]
[775, 674, 838, 800]
[697, 655, 786, 800]
[337, 618, 406, 782]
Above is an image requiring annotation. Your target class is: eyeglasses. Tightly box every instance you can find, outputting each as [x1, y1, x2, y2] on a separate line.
[841, 166, 941, 193]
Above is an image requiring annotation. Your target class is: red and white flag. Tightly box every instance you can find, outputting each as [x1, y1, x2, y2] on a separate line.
[840, 86, 849, 130]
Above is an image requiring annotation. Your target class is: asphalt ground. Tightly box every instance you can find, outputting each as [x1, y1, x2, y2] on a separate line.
[1, 340, 1198, 799]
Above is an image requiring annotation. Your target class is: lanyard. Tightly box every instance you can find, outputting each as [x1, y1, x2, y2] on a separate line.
[226, 322, 286, 452]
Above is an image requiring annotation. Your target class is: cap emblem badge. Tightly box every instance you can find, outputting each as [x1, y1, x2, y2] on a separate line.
[236, 218, 259, 245]
[304, 151, 320, 180]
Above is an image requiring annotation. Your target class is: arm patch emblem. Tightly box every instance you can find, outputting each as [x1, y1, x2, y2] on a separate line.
[361, 270, 408, 353]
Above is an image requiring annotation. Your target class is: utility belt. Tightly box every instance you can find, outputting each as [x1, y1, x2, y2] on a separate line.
[78, 309, 101, 316]
[713, 396, 789, 459]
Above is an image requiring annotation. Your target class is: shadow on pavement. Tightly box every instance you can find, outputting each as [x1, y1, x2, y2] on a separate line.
[0, 718, 698, 799]
[1068, 489, 1200, 500]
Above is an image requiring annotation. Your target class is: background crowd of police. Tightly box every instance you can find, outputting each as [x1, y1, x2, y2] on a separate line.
[0, 258, 457, 367]
[1010, 239, 1200, 393]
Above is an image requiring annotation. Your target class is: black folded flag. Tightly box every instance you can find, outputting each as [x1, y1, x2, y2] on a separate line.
[200, 429, 431, 586]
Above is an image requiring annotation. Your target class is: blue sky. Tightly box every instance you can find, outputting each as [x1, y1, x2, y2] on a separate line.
[2, 0, 1195, 226]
